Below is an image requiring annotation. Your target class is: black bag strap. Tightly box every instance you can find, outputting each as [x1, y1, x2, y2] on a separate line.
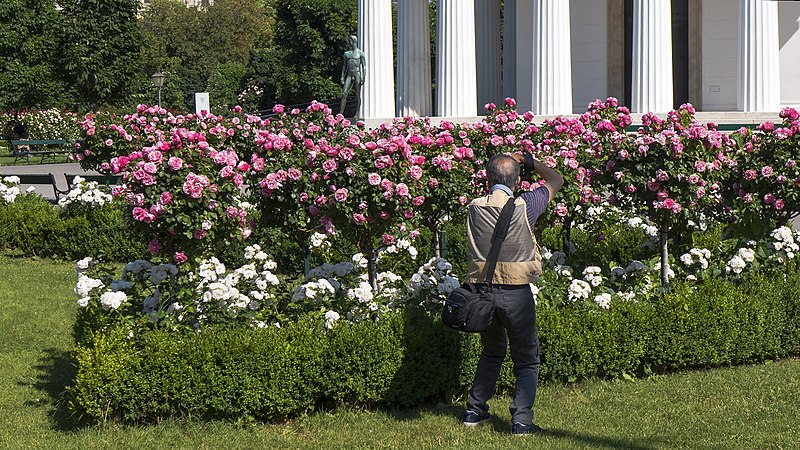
[484, 197, 517, 286]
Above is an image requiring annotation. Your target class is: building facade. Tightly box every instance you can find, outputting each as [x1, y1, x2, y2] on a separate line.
[359, 0, 800, 120]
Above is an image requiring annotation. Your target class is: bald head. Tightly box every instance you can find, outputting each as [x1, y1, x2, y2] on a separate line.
[487, 154, 520, 188]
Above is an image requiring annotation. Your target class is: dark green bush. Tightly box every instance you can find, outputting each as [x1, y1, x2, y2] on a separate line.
[0, 194, 145, 261]
[70, 269, 800, 424]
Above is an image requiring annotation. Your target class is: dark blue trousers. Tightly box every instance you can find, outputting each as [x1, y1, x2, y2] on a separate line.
[466, 284, 540, 424]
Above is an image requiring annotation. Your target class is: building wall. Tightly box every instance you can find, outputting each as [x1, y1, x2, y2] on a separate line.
[779, 3, 800, 108]
[570, 0, 608, 113]
[701, 0, 738, 111]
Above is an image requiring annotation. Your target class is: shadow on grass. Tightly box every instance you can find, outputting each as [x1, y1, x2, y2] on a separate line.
[382, 403, 661, 449]
[20, 347, 85, 431]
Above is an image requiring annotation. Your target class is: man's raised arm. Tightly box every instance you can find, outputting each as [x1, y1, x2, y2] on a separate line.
[511, 153, 564, 202]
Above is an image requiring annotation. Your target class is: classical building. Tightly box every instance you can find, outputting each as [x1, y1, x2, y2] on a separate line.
[359, 0, 800, 120]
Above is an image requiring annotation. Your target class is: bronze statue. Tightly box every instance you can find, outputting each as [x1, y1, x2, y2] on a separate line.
[340, 35, 366, 118]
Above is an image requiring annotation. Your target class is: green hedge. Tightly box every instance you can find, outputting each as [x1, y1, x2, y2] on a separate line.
[70, 270, 800, 424]
[0, 194, 146, 261]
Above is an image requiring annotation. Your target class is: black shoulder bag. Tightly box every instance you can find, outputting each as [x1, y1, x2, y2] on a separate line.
[442, 197, 516, 333]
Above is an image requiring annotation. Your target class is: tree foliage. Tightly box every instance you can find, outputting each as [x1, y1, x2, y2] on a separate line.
[0, 0, 63, 111]
[58, 0, 143, 110]
[256, 0, 358, 106]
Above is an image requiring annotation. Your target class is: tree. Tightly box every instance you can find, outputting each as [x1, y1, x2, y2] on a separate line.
[58, 0, 143, 111]
[139, 0, 271, 111]
[0, 0, 64, 111]
[139, 0, 205, 108]
[256, 0, 358, 106]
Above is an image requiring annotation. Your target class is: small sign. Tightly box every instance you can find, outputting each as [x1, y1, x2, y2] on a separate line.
[195, 92, 210, 115]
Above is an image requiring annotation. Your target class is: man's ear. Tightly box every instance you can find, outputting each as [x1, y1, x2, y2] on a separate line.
[515, 176, 521, 189]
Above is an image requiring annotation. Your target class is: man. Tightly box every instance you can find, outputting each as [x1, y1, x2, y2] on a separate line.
[462, 152, 564, 435]
[339, 35, 366, 117]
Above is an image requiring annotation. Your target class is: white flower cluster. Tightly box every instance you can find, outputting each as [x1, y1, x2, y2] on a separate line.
[194, 245, 280, 316]
[582, 266, 603, 287]
[75, 257, 104, 308]
[625, 216, 659, 237]
[679, 248, 711, 270]
[58, 176, 113, 208]
[406, 257, 460, 306]
[309, 232, 331, 250]
[0, 176, 21, 203]
[769, 226, 799, 262]
[293, 255, 404, 327]
[567, 279, 591, 302]
[594, 292, 612, 309]
[378, 238, 419, 260]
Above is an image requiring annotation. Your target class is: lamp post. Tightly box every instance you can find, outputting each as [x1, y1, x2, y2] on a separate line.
[151, 70, 166, 108]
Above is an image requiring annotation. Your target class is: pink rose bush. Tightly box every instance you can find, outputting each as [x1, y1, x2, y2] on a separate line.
[76, 106, 259, 263]
[69, 97, 800, 324]
[725, 107, 800, 237]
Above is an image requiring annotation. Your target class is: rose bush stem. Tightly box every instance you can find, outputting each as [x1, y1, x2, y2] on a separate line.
[661, 220, 671, 292]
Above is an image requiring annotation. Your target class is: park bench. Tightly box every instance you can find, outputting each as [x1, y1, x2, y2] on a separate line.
[9, 139, 71, 165]
[0, 173, 65, 204]
[64, 173, 122, 190]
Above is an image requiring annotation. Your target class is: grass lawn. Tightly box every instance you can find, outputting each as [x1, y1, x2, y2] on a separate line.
[0, 254, 798, 449]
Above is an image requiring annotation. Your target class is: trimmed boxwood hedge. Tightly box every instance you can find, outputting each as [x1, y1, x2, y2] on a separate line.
[0, 194, 146, 261]
[70, 270, 800, 424]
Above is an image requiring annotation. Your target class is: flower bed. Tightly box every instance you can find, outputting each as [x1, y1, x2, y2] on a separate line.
[37, 98, 800, 423]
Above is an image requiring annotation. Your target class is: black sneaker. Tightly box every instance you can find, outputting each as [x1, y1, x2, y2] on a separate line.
[512, 422, 543, 435]
[462, 410, 490, 427]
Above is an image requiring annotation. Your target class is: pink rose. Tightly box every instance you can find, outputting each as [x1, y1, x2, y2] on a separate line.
[695, 187, 705, 198]
[105, 139, 113, 146]
[555, 203, 568, 217]
[173, 252, 188, 264]
[744, 170, 757, 181]
[761, 166, 774, 177]
[458, 195, 468, 205]
[368, 173, 381, 186]
[688, 174, 700, 184]
[428, 178, 439, 189]
[774, 199, 785, 210]
[396, 183, 410, 197]
[408, 165, 423, 180]
[322, 159, 338, 173]
[403, 209, 414, 219]
[168, 157, 183, 171]
[382, 234, 394, 245]
[412, 196, 425, 206]
[656, 169, 669, 182]
[764, 193, 775, 204]
[334, 188, 348, 202]
[353, 213, 366, 225]
[193, 229, 207, 240]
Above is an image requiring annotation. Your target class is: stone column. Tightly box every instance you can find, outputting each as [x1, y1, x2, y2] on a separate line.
[475, 0, 502, 111]
[737, 0, 780, 112]
[531, 0, 573, 115]
[631, 0, 673, 113]
[358, 0, 395, 118]
[396, 0, 432, 117]
[503, 0, 517, 101]
[436, 0, 478, 117]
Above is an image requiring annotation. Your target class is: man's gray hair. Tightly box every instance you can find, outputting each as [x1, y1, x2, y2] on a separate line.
[487, 154, 520, 188]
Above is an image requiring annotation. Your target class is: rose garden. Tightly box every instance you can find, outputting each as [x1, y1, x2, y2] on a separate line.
[1, 97, 799, 435]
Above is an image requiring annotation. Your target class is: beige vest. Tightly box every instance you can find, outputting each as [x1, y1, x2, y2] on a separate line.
[466, 190, 542, 285]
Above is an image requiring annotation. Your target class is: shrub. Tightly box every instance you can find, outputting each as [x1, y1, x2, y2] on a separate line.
[0, 193, 145, 261]
[70, 268, 800, 424]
